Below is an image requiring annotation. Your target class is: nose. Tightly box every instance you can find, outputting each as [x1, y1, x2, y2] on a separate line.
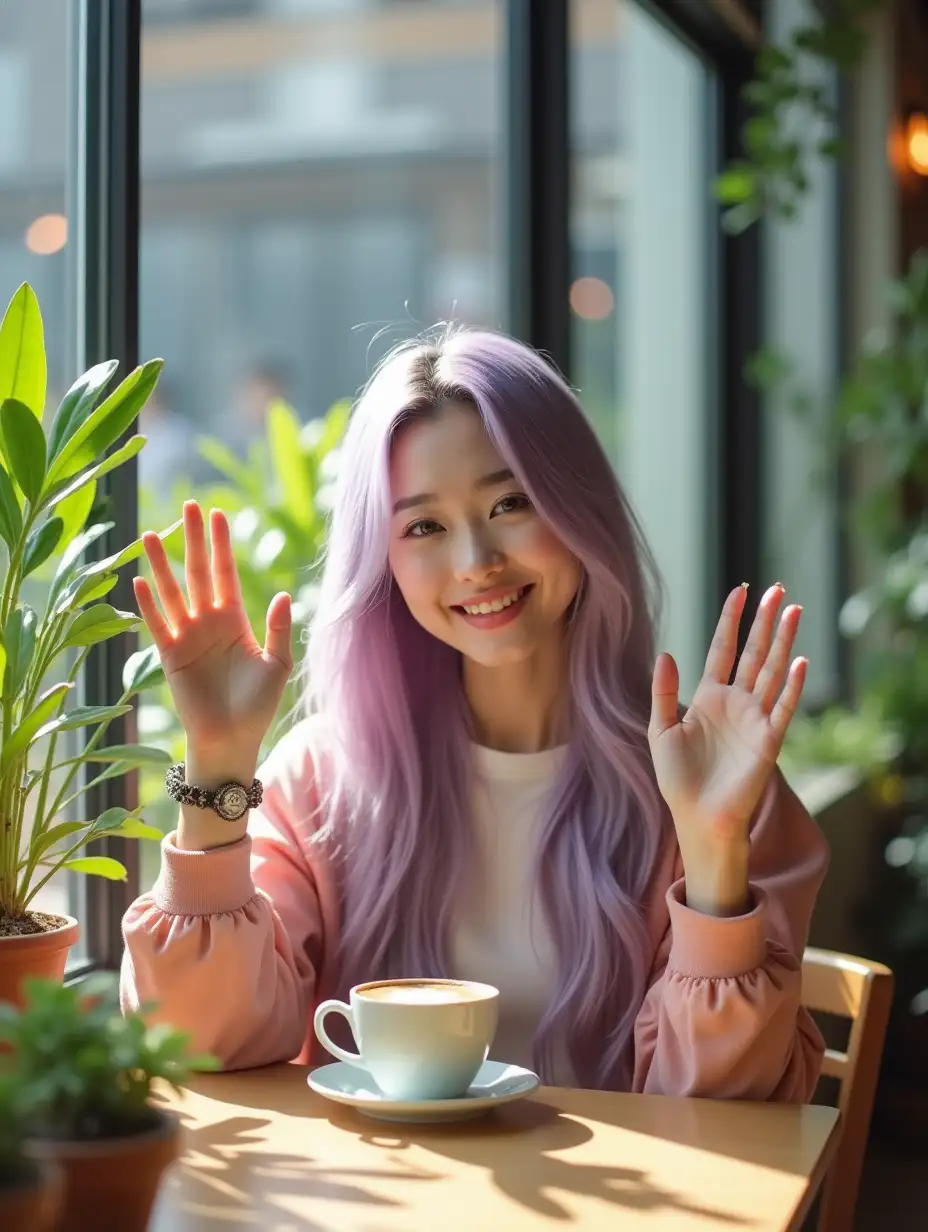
[453, 524, 505, 585]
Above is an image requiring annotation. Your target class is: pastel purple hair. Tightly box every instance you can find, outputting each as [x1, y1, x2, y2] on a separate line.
[305, 328, 670, 1090]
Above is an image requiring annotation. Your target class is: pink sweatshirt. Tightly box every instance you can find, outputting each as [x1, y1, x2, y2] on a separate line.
[120, 720, 829, 1098]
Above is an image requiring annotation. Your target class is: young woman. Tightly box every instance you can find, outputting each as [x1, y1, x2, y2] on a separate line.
[120, 329, 828, 1098]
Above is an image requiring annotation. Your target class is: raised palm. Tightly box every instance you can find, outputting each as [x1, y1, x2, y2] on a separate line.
[134, 501, 292, 756]
[649, 583, 806, 844]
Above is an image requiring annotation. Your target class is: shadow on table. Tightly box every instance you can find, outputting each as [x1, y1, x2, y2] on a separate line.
[337, 1099, 745, 1225]
[151, 1110, 437, 1231]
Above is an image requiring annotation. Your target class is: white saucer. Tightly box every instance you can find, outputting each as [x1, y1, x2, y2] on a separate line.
[307, 1059, 540, 1124]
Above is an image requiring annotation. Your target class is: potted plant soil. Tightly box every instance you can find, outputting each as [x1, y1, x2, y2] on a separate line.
[0, 974, 218, 1231]
[0, 282, 177, 1002]
[0, 1073, 62, 1232]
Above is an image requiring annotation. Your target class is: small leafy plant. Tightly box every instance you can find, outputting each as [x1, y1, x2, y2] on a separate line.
[0, 1071, 34, 1186]
[0, 974, 218, 1141]
[0, 283, 178, 926]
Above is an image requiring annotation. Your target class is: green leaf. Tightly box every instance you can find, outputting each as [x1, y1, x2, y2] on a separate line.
[45, 434, 145, 512]
[48, 360, 118, 462]
[88, 807, 137, 834]
[22, 516, 64, 578]
[0, 462, 21, 548]
[318, 398, 350, 458]
[122, 644, 164, 696]
[60, 743, 172, 768]
[55, 478, 97, 554]
[110, 818, 163, 841]
[2, 605, 37, 698]
[0, 398, 47, 502]
[74, 516, 182, 586]
[197, 435, 262, 502]
[60, 856, 128, 881]
[33, 703, 132, 743]
[27, 821, 89, 863]
[0, 283, 46, 418]
[47, 520, 114, 612]
[46, 360, 162, 487]
[268, 400, 314, 528]
[0, 642, 5, 692]
[0, 683, 72, 766]
[54, 571, 118, 617]
[713, 167, 756, 206]
[63, 603, 142, 648]
[88, 810, 161, 842]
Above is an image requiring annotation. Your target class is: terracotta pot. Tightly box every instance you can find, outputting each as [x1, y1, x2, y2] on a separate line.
[0, 916, 80, 1008]
[0, 1159, 63, 1232]
[28, 1108, 180, 1232]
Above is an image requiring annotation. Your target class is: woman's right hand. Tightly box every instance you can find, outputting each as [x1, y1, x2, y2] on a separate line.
[134, 500, 293, 768]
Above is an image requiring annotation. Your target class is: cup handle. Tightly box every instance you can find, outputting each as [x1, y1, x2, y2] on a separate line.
[313, 999, 365, 1068]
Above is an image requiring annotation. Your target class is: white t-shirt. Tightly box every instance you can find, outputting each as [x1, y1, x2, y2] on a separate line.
[450, 742, 573, 1084]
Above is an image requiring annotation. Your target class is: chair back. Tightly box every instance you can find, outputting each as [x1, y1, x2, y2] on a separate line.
[801, 947, 893, 1232]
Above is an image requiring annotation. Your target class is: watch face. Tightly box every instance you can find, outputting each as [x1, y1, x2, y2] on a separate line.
[215, 783, 249, 821]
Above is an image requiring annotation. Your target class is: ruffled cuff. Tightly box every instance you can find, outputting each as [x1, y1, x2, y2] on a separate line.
[665, 876, 767, 978]
[152, 831, 256, 917]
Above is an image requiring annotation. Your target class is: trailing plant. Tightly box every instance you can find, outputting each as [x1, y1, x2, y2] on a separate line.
[0, 283, 176, 924]
[0, 974, 218, 1140]
[715, 0, 886, 233]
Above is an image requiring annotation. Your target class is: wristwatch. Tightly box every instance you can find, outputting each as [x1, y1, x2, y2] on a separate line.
[165, 763, 263, 821]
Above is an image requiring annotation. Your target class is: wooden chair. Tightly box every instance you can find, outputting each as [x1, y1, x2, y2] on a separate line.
[801, 947, 894, 1232]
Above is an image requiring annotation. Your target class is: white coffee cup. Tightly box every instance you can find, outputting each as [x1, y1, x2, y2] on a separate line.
[313, 978, 499, 1101]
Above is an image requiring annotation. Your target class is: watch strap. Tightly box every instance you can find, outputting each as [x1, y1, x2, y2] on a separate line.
[165, 762, 263, 816]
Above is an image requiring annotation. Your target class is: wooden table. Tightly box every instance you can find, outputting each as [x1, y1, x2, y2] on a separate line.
[151, 1063, 840, 1231]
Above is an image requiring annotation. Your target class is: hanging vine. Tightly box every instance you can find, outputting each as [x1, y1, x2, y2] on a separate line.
[715, 0, 887, 234]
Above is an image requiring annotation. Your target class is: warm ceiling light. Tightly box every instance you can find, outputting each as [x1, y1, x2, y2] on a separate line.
[569, 276, 614, 321]
[905, 112, 928, 177]
[25, 213, 68, 255]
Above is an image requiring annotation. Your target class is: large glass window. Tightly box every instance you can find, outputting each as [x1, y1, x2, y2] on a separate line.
[137, 0, 504, 889]
[0, 1, 86, 947]
[570, 0, 714, 700]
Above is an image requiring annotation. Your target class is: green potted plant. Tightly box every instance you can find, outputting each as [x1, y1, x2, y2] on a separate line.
[0, 1072, 62, 1232]
[0, 282, 177, 1003]
[0, 974, 218, 1232]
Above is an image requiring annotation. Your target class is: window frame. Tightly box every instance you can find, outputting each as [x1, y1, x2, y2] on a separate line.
[72, 0, 804, 969]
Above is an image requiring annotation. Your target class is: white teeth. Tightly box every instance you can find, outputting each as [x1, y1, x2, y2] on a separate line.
[462, 587, 525, 616]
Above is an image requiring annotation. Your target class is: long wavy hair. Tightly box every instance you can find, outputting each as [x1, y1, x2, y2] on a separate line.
[305, 328, 670, 1090]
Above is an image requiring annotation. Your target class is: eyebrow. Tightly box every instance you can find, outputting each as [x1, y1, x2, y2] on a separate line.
[392, 468, 515, 515]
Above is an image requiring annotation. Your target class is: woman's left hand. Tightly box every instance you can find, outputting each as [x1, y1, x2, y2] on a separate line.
[648, 582, 806, 916]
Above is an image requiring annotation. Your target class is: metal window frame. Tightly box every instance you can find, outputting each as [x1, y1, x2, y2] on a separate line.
[68, 0, 143, 972]
[75, 0, 779, 968]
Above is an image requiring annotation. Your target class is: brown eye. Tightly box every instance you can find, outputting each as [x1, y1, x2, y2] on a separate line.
[403, 518, 443, 538]
[492, 493, 532, 517]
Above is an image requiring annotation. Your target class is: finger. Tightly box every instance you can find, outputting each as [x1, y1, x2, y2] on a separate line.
[183, 501, 213, 614]
[769, 657, 807, 741]
[649, 651, 680, 740]
[754, 605, 802, 712]
[263, 592, 293, 670]
[133, 576, 173, 653]
[702, 584, 749, 684]
[142, 529, 188, 629]
[733, 583, 786, 691]
[208, 508, 243, 607]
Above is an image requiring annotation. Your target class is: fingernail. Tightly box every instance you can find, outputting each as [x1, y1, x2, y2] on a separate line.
[774, 581, 785, 589]
[740, 581, 749, 590]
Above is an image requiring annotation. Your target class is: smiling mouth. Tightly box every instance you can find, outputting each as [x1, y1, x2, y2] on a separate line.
[452, 585, 533, 616]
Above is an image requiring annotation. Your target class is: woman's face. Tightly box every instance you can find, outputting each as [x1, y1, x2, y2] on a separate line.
[387, 400, 582, 668]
